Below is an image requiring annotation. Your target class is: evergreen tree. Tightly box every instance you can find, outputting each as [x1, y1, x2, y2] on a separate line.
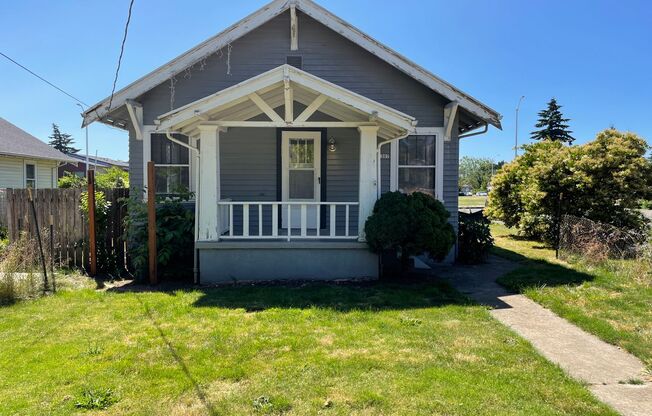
[48, 123, 79, 154]
[531, 98, 575, 144]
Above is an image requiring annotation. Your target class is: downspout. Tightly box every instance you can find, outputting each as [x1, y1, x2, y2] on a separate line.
[376, 130, 411, 198]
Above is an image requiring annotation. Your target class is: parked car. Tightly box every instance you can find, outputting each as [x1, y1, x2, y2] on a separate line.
[476, 191, 488, 196]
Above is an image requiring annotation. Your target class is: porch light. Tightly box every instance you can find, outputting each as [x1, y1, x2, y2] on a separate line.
[328, 137, 337, 152]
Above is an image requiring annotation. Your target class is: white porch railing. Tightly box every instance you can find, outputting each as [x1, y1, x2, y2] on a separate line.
[217, 201, 359, 241]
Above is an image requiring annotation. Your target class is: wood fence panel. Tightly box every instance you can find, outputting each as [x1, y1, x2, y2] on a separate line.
[5, 188, 130, 274]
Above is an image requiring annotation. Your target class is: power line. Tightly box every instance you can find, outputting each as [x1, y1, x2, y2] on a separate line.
[107, 0, 135, 111]
[0, 51, 89, 108]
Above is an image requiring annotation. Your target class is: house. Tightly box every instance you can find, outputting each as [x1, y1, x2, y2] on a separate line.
[59, 153, 128, 178]
[0, 117, 76, 189]
[82, 0, 502, 282]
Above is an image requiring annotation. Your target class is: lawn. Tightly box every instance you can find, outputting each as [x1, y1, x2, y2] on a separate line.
[492, 223, 652, 368]
[459, 195, 487, 207]
[0, 279, 615, 415]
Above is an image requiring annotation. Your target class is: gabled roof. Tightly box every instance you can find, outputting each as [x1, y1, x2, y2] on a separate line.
[83, 0, 502, 130]
[0, 118, 77, 163]
[156, 65, 417, 140]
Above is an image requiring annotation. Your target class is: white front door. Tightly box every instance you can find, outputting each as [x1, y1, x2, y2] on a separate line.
[282, 131, 321, 229]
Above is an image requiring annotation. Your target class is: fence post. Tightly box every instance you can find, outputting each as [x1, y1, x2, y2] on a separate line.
[88, 170, 97, 276]
[27, 188, 48, 293]
[147, 161, 158, 285]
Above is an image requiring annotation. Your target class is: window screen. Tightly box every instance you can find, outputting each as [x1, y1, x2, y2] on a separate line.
[151, 134, 190, 196]
[398, 135, 436, 197]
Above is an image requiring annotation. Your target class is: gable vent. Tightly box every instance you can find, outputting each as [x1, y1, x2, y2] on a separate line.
[286, 56, 303, 69]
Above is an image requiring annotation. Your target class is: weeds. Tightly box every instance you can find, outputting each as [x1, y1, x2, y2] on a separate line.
[74, 388, 118, 410]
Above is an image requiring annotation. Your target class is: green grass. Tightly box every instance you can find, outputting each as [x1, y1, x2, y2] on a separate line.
[459, 196, 487, 207]
[492, 223, 652, 368]
[0, 280, 615, 415]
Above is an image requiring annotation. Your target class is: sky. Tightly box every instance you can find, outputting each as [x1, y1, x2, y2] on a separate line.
[1, 0, 651, 163]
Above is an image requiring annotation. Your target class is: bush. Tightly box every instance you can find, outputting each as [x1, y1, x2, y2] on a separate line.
[125, 192, 195, 281]
[364, 192, 455, 271]
[458, 211, 494, 264]
[487, 129, 652, 243]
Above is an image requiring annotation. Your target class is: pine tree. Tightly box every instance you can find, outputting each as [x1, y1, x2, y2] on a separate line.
[531, 98, 575, 144]
[48, 123, 79, 154]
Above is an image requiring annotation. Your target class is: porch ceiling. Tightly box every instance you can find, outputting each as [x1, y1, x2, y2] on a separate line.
[154, 64, 417, 140]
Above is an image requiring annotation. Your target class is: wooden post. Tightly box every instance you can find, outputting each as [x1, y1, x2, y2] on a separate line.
[27, 188, 48, 293]
[87, 170, 97, 276]
[147, 161, 158, 285]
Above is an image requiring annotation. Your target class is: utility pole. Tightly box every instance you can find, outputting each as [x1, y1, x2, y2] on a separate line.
[515, 96, 525, 159]
[76, 103, 90, 177]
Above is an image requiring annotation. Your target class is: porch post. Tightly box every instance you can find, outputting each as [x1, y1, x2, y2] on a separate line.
[197, 124, 221, 241]
[357, 125, 379, 241]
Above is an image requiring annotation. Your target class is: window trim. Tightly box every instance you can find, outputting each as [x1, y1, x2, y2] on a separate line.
[24, 160, 37, 189]
[390, 127, 445, 202]
[145, 130, 194, 199]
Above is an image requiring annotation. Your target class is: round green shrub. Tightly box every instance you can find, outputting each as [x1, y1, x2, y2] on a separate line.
[364, 191, 455, 268]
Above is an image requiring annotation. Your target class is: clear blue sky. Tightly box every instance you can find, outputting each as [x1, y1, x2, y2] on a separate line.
[1, 0, 651, 163]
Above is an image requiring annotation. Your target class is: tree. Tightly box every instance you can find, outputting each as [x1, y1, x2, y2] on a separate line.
[487, 128, 652, 243]
[95, 167, 129, 189]
[48, 123, 79, 154]
[459, 157, 504, 192]
[531, 98, 575, 144]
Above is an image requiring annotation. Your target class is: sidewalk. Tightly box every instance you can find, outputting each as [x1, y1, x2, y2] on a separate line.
[426, 255, 652, 416]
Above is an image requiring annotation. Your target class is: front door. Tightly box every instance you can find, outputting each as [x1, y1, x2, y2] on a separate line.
[282, 131, 321, 229]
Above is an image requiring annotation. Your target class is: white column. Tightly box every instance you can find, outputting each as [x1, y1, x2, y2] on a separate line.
[197, 124, 221, 241]
[357, 125, 379, 241]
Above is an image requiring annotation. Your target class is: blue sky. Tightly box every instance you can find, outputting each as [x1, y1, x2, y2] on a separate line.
[1, 0, 651, 163]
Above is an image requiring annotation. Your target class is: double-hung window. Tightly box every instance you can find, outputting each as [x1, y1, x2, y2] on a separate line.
[25, 163, 36, 189]
[398, 135, 436, 197]
[151, 133, 190, 197]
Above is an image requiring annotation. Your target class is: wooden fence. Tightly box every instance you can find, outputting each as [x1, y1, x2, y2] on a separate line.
[4, 188, 130, 273]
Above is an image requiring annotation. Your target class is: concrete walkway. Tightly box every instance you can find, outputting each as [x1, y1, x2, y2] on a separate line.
[426, 255, 652, 416]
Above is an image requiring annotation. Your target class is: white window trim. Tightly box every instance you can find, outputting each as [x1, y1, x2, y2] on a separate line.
[24, 160, 37, 189]
[144, 127, 195, 199]
[390, 127, 445, 202]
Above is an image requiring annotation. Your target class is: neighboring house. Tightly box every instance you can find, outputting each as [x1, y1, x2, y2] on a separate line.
[460, 184, 473, 196]
[59, 153, 128, 178]
[0, 117, 76, 189]
[82, 0, 502, 282]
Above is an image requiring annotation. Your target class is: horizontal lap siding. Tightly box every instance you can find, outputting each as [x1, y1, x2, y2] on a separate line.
[134, 9, 459, 231]
[444, 118, 460, 231]
[129, 129, 143, 191]
[0, 156, 23, 188]
[326, 128, 359, 235]
[220, 128, 277, 235]
[37, 161, 56, 188]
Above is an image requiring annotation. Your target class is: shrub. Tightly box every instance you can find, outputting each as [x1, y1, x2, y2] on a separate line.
[365, 191, 455, 270]
[58, 172, 86, 189]
[487, 129, 652, 243]
[125, 192, 195, 281]
[458, 211, 494, 264]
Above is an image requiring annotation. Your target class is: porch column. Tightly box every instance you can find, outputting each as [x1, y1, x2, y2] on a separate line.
[197, 124, 221, 241]
[357, 125, 379, 241]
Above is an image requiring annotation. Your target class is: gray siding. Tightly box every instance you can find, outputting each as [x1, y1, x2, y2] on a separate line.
[138, 11, 446, 125]
[326, 128, 359, 235]
[131, 9, 461, 231]
[380, 142, 391, 194]
[128, 128, 143, 191]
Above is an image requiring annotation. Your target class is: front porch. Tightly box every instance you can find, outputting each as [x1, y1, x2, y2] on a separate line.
[153, 64, 418, 281]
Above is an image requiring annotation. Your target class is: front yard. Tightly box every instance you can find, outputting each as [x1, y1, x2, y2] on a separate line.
[492, 223, 652, 368]
[0, 279, 614, 415]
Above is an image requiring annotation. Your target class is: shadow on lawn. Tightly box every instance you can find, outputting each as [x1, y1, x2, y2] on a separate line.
[492, 247, 596, 293]
[109, 278, 471, 312]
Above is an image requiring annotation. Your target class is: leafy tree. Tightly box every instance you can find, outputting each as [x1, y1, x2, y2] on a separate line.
[459, 157, 504, 192]
[487, 128, 652, 243]
[48, 124, 79, 154]
[58, 172, 86, 188]
[531, 98, 575, 144]
[95, 167, 129, 189]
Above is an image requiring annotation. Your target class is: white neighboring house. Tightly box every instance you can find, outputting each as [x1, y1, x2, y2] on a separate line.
[0, 117, 76, 189]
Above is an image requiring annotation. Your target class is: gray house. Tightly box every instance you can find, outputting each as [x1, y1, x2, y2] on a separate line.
[82, 0, 501, 282]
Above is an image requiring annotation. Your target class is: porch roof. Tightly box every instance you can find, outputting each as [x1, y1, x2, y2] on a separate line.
[154, 65, 418, 140]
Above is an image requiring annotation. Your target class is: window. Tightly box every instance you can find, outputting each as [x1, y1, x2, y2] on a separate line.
[398, 135, 436, 197]
[151, 134, 190, 196]
[25, 163, 36, 189]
